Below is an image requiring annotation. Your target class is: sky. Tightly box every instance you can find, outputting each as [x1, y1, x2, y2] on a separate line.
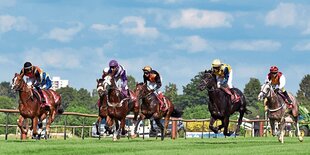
[0, 0, 310, 95]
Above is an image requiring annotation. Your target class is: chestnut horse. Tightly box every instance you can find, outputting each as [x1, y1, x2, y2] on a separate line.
[258, 81, 303, 143]
[198, 70, 250, 136]
[97, 75, 139, 141]
[11, 73, 63, 139]
[133, 83, 182, 140]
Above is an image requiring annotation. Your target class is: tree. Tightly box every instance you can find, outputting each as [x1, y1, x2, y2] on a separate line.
[127, 75, 137, 90]
[164, 83, 178, 103]
[243, 78, 261, 108]
[174, 71, 209, 110]
[0, 82, 16, 99]
[182, 105, 210, 119]
[297, 74, 310, 109]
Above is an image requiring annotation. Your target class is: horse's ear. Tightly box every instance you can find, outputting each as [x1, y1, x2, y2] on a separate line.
[15, 73, 18, 77]
[96, 79, 99, 83]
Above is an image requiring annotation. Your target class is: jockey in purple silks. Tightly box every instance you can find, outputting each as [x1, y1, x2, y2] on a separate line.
[107, 60, 129, 98]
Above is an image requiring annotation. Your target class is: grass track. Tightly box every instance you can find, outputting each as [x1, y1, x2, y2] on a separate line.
[0, 137, 309, 155]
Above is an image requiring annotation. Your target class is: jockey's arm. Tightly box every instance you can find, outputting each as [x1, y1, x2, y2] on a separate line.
[223, 67, 229, 83]
[120, 70, 128, 88]
[279, 75, 286, 90]
[155, 74, 162, 90]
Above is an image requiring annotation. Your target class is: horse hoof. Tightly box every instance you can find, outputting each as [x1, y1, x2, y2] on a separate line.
[113, 138, 117, 141]
[299, 136, 304, 142]
[131, 134, 137, 139]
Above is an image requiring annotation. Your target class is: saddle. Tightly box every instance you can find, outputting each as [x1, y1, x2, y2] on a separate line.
[31, 89, 51, 108]
[276, 91, 293, 108]
[156, 93, 168, 111]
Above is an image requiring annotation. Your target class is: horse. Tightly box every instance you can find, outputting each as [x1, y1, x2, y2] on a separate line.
[132, 82, 182, 140]
[11, 73, 63, 139]
[198, 70, 250, 136]
[258, 81, 303, 143]
[97, 74, 139, 141]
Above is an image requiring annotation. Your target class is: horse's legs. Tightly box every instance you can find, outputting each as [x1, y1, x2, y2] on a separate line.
[278, 120, 286, 143]
[292, 116, 303, 142]
[209, 117, 219, 134]
[96, 116, 102, 135]
[236, 111, 245, 135]
[163, 115, 170, 136]
[155, 118, 164, 141]
[120, 118, 126, 136]
[32, 117, 39, 139]
[18, 115, 27, 134]
[223, 117, 232, 137]
[270, 119, 276, 136]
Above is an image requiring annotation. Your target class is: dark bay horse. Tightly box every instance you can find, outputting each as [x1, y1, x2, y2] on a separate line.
[11, 73, 63, 139]
[97, 75, 139, 141]
[133, 83, 182, 140]
[258, 82, 303, 143]
[198, 70, 250, 136]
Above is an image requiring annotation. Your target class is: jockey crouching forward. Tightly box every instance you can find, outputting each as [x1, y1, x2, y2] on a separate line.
[142, 66, 167, 111]
[211, 59, 240, 103]
[108, 60, 129, 98]
[265, 66, 293, 108]
[20, 62, 52, 109]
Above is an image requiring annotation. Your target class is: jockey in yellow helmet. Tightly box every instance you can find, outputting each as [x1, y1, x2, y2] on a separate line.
[211, 59, 239, 103]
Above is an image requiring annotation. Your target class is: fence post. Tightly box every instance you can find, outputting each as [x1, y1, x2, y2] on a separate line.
[82, 117, 85, 140]
[184, 121, 187, 139]
[142, 119, 145, 140]
[5, 113, 9, 140]
[64, 115, 67, 140]
[201, 121, 204, 139]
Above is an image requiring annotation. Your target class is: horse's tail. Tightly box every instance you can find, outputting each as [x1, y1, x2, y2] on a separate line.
[171, 108, 183, 118]
[57, 105, 64, 114]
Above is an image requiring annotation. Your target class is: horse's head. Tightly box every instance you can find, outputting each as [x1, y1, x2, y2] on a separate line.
[198, 70, 216, 91]
[97, 75, 116, 96]
[135, 82, 149, 99]
[258, 81, 273, 101]
[11, 73, 24, 91]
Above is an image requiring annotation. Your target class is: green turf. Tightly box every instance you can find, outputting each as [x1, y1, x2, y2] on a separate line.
[0, 137, 309, 155]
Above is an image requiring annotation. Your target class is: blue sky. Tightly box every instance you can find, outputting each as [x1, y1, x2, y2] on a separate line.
[0, 0, 310, 95]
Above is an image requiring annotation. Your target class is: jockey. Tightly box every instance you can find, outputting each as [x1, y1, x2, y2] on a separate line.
[265, 66, 292, 105]
[211, 59, 239, 103]
[107, 60, 129, 98]
[142, 66, 167, 110]
[20, 62, 52, 104]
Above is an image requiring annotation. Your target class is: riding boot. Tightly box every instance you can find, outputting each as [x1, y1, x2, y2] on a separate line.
[283, 91, 292, 108]
[221, 87, 235, 103]
[37, 88, 46, 103]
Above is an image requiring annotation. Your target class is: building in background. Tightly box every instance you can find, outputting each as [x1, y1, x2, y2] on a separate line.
[51, 76, 69, 90]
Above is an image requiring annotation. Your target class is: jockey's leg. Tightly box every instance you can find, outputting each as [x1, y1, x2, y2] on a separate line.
[220, 86, 235, 102]
[36, 86, 46, 103]
[282, 90, 292, 104]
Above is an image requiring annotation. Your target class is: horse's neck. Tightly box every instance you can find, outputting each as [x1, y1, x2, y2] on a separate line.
[143, 93, 157, 106]
[267, 91, 281, 108]
[18, 82, 32, 104]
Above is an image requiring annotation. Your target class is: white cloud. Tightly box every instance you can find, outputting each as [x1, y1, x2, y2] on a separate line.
[0, 55, 10, 64]
[90, 24, 117, 31]
[265, 3, 297, 28]
[172, 35, 215, 53]
[0, 15, 33, 33]
[229, 40, 281, 51]
[44, 23, 83, 42]
[170, 9, 233, 29]
[293, 41, 310, 51]
[120, 16, 159, 39]
[0, 0, 16, 8]
[24, 48, 81, 69]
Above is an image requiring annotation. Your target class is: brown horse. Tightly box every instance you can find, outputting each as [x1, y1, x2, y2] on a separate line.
[98, 74, 138, 141]
[11, 73, 63, 139]
[198, 70, 250, 136]
[132, 83, 182, 140]
[258, 81, 303, 143]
